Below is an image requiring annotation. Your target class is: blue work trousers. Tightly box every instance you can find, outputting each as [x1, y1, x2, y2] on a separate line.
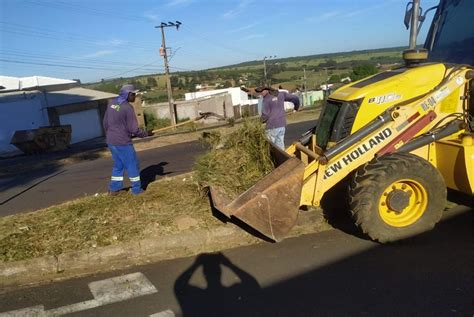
[108, 144, 143, 195]
[266, 127, 286, 150]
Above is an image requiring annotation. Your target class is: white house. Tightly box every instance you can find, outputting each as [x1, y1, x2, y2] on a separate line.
[0, 76, 77, 92]
[0, 76, 117, 157]
[185, 87, 258, 106]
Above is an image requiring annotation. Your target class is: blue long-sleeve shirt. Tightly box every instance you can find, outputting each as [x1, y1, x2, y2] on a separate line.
[261, 91, 300, 129]
[103, 100, 147, 145]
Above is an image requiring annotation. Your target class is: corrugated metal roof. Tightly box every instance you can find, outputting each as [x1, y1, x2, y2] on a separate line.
[0, 76, 78, 92]
[45, 87, 117, 107]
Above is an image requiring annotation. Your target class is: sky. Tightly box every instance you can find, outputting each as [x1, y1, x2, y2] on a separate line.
[0, 0, 440, 83]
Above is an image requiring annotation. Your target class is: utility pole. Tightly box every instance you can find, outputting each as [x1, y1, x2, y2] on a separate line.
[263, 55, 276, 86]
[323, 67, 329, 99]
[303, 67, 307, 106]
[263, 57, 267, 86]
[156, 21, 181, 126]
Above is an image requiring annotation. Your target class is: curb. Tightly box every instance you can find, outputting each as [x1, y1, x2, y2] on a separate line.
[0, 210, 328, 293]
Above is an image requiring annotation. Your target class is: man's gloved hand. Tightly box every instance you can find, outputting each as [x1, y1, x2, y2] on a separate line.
[147, 130, 154, 137]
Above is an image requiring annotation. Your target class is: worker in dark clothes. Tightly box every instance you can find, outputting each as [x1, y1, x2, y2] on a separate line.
[103, 84, 150, 195]
[256, 87, 300, 150]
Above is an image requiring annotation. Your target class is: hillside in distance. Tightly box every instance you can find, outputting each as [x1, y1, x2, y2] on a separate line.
[86, 46, 405, 103]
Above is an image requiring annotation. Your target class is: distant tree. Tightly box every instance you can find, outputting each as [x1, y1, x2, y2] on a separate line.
[329, 74, 341, 83]
[351, 64, 379, 81]
[130, 79, 145, 90]
[147, 77, 157, 87]
[222, 81, 232, 88]
[93, 82, 119, 94]
[186, 77, 197, 92]
[319, 59, 338, 68]
[170, 76, 179, 87]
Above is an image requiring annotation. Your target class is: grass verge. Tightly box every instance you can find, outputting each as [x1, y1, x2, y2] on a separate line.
[0, 175, 220, 263]
[0, 108, 323, 263]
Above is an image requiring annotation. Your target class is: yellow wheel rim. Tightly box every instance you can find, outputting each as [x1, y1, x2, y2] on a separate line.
[378, 179, 428, 227]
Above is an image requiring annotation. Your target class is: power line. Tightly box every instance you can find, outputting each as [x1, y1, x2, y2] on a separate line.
[169, 66, 197, 72]
[101, 60, 164, 80]
[1, 22, 262, 72]
[0, 49, 159, 69]
[180, 25, 261, 58]
[24, 0, 145, 22]
[0, 22, 156, 51]
[0, 25, 234, 73]
[0, 28, 155, 52]
[0, 58, 163, 72]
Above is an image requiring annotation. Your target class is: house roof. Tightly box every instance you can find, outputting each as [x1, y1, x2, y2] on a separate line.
[0, 76, 78, 92]
[45, 87, 117, 107]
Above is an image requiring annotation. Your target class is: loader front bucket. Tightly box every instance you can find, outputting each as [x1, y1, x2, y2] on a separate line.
[210, 144, 305, 242]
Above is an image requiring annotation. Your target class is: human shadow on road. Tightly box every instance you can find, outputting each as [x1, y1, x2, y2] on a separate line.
[171, 210, 473, 316]
[174, 252, 261, 316]
[243, 209, 473, 316]
[140, 162, 170, 190]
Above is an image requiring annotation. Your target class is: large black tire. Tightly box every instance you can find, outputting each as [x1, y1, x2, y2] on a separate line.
[349, 153, 446, 243]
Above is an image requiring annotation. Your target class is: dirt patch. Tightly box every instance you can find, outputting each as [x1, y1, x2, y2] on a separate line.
[174, 215, 199, 230]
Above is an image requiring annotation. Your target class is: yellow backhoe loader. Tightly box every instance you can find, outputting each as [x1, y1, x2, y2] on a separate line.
[210, 0, 474, 243]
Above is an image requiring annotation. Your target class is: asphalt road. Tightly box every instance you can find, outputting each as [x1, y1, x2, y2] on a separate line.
[0, 204, 472, 316]
[0, 121, 316, 216]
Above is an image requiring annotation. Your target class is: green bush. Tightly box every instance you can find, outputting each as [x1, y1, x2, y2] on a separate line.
[351, 64, 379, 81]
[144, 112, 172, 130]
[144, 112, 157, 130]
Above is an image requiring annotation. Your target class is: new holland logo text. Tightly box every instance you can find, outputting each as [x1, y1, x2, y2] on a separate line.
[324, 128, 393, 179]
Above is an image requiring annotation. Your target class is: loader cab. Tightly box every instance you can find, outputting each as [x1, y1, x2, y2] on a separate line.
[424, 0, 474, 130]
[313, 0, 474, 151]
[424, 0, 474, 66]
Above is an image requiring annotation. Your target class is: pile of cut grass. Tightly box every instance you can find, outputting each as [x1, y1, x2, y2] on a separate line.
[0, 176, 219, 263]
[193, 119, 275, 198]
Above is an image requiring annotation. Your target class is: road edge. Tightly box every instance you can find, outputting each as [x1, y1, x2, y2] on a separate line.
[0, 210, 328, 293]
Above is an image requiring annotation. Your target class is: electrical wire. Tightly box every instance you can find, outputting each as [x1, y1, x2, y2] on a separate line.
[0, 23, 156, 51]
[179, 25, 261, 58]
[24, 0, 145, 22]
[101, 60, 165, 80]
[0, 49, 159, 69]
[0, 58, 163, 73]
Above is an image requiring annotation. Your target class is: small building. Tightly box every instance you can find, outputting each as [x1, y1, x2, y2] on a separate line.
[0, 76, 117, 157]
[185, 87, 258, 106]
[340, 76, 351, 83]
[301, 90, 324, 106]
[143, 92, 234, 124]
[319, 83, 334, 91]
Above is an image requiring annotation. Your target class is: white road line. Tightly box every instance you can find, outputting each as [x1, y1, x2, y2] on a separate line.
[0, 305, 46, 317]
[1, 272, 158, 317]
[89, 272, 157, 304]
[150, 310, 175, 317]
